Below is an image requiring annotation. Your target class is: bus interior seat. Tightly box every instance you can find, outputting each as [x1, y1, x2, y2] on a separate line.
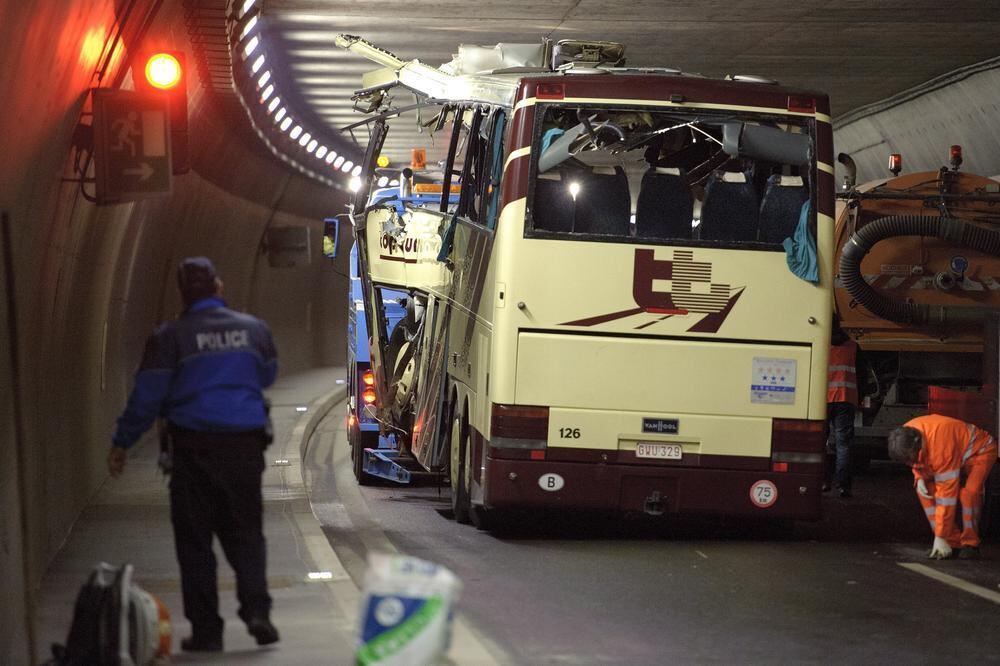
[575, 166, 631, 236]
[635, 167, 693, 239]
[758, 174, 809, 243]
[699, 169, 759, 242]
[532, 176, 575, 233]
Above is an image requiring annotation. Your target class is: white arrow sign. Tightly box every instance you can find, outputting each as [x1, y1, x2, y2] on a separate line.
[123, 162, 155, 181]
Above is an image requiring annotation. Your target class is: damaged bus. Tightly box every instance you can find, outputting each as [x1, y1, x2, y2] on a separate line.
[338, 35, 836, 526]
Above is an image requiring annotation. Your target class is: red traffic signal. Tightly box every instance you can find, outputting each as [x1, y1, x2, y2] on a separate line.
[144, 53, 183, 90]
[134, 50, 189, 175]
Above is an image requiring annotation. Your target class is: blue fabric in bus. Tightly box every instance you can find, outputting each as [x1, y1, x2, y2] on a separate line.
[781, 201, 818, 283]
[541, 127, 564, 153]
[437, 213, 459, 261]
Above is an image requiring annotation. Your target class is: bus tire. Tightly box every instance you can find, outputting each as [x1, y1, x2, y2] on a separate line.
[450, 413, 471, 524]
[470, 505, 499, 531]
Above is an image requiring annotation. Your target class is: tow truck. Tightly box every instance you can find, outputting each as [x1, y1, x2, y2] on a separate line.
[346, 176, 459, 484]
[835, 146, 1000, 532]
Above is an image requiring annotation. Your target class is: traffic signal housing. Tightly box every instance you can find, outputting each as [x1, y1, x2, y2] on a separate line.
[134, 50, 189, 174]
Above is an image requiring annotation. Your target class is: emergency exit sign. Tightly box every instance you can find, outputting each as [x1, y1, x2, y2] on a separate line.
[93, 90, 173, 204]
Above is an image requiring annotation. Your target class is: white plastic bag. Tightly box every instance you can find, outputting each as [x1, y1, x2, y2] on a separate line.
[356, 552, 461, 665]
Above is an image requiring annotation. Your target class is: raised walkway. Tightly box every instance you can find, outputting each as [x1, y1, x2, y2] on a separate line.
[35, 367, 356, 664]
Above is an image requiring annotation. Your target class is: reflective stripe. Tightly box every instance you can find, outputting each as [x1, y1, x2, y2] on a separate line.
[924, 507, 937, 516]
[828, 381, 857, 389]
[977, 436, 997, 456]
[934, 469, 961, 483]
[936, 497, 958, 506]
[963, 425, 978, 463]
[828, 365, 856, 373]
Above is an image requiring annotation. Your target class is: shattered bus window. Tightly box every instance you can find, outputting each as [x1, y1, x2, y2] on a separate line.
[528, 106, 813, 248]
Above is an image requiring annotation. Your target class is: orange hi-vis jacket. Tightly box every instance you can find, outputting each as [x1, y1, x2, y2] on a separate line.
[906, 414, 998, 542]
[827, 340, 858, 405]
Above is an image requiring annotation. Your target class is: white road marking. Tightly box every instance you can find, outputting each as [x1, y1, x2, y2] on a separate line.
[898, 562, 1000, 605]
[695, 550, 708, 560]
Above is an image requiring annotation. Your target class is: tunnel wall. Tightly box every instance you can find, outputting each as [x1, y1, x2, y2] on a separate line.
[833, 58, 1000, 185]
[0, 2, 350, 661]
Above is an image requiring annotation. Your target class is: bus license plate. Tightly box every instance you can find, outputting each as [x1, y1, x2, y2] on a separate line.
[635, 442, 682, 460]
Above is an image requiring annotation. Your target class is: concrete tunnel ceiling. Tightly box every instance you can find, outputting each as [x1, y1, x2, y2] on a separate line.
[252, 0, 1000, 169]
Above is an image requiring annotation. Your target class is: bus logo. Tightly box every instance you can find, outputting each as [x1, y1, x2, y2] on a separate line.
[561, 248, 745, 333]
[642, 418, 678, 434]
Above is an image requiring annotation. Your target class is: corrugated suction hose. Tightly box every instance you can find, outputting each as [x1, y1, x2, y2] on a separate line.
[839, 215, 1000, 325]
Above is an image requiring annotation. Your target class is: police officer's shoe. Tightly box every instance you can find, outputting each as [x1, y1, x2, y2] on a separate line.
[958, 546, 981, 560]
[180, 635, 223, 652]
[247, 617, 280, 646]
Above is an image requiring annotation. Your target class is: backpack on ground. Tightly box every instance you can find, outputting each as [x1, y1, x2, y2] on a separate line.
[45, 562, 171, 665]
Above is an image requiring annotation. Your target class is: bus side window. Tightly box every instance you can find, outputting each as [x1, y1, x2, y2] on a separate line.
[481, 109, 506, 230]
[454, 106, 485, 222]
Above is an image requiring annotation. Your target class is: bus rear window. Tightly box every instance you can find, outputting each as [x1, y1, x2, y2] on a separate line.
[527, 105, 814, 248]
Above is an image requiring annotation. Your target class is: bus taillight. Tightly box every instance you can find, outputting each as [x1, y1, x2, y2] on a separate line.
[536, 83, 564, 100]
[770, 418, 825, 471]
[362, 387, 377, 404]
[491, 404, 548, 449]
[787, 95, 815, 113]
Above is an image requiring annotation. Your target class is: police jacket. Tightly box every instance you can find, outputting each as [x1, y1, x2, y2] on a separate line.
[112, 297, 278, 449]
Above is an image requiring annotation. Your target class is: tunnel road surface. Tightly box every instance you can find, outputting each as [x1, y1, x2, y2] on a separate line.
[304, 404, 1000, 664]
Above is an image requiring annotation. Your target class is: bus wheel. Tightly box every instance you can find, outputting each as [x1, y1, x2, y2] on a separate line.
[470, 505, 498, 531]
[450, 414, 471, 524]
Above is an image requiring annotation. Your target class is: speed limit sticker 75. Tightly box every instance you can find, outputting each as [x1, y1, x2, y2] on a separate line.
[750, 480, 778, 508]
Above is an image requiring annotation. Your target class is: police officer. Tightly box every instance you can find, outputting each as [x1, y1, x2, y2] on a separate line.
[108, 257, 279, 652]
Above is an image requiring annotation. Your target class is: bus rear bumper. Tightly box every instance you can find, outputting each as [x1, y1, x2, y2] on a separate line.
[484, 457, 822, 520]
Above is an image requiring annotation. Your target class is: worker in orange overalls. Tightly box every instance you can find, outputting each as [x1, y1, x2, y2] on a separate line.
[887, 414, 998, 560]
[827, 322, 859, 497]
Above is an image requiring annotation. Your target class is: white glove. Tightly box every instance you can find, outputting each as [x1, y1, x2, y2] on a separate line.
[916, 478, 932, 499]
[928, 536, 953, 560]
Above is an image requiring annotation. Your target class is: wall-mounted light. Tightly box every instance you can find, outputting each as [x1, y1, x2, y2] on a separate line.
[239, 16, 258, 40]
[226, 4, 361, 190]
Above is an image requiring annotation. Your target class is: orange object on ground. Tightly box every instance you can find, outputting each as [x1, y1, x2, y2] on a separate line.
[905, 414, 998, 548]
[827, 340, 858, 405]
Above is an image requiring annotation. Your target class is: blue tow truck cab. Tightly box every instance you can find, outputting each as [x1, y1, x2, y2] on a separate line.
[346, 183, 459, 484]
[347, 243, 408, 482]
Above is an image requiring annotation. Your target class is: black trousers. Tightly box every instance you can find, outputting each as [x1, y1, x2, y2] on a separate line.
[169, 428, 271, 637]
